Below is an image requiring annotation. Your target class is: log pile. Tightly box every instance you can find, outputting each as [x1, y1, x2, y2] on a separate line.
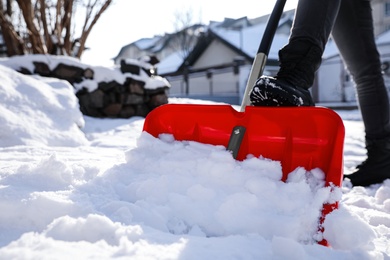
[9, 55, 170, 118]
[76, 59, 169, 118]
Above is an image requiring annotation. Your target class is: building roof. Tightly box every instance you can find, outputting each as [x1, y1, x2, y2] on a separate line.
[157, 12, 294, 75]
[125, 9, 390, 75]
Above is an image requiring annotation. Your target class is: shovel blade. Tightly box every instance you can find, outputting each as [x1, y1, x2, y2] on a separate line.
[143, 104, 345, 186]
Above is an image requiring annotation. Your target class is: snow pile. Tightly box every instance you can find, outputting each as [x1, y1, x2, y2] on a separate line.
[0, 64, 87, 147]
[99, 133, 332, 243]
[0, 60, 389, 259]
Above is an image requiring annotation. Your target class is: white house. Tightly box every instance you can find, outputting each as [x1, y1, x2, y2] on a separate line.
[155, 11, 295, 105]
[115, 2, 390, 106]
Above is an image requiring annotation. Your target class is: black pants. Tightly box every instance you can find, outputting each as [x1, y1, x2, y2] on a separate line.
[286, 0, 390, 140]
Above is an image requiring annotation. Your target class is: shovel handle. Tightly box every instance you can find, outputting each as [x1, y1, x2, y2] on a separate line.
[258, 0, 287, 56]
[240, 0, 287, 111]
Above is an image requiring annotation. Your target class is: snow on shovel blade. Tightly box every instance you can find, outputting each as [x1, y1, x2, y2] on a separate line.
[143, 103, 345, 247]
[143, 104, 345, 186]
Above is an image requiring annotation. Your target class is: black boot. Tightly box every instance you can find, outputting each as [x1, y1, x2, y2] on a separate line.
[345, 137, 390, 187]
[250, 40, 321, 107]
[250, 76, 315, 106]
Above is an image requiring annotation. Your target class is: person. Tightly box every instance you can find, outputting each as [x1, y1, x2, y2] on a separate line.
[249, 0, 390, 187]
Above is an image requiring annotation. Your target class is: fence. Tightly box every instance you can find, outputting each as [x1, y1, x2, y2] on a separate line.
[165, 65, 253, 105]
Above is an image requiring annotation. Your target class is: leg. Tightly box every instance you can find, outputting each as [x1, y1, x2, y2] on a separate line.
[277, 0, 341, 88]
[332, 0, 390, 140]
[250, 0, 341, 107]
[290, 0, 340, 51]
[332, 0, 390, 186]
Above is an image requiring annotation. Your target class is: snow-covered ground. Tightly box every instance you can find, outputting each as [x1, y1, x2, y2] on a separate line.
[0, 62, 389, 259]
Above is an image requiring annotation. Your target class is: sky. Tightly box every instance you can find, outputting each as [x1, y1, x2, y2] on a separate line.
[80, 0, 298, 67]
[0, 54, 389, 258]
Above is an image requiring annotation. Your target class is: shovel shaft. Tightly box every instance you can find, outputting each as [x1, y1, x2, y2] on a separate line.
[240, 0, 287, 111]
[258, 0, 288, 55]
[240, 53, 267, 112]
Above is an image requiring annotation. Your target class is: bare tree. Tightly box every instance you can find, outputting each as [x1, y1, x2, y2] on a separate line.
[0, 0, 24, 56]
[0, 0, 113, 57]
[170, 6, 204, 60]
[170, 6, 204, 95]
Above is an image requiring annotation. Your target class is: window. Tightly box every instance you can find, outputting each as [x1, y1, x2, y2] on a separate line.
[385, 2, 390, 17]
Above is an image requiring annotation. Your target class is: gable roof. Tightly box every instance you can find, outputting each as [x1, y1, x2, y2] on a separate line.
[116, 36, 162, 56]
[209, 16, 252, 30]
[167, 14, 293, 75]
[159, 7, 370, 75]
[112, 36, 163, 64]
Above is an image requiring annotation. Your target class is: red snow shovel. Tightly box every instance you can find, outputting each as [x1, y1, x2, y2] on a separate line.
[143, 0, 344, 246]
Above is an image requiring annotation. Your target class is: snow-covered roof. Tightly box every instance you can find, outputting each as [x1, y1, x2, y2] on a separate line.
[214, 21, 292, 59]
[134, 36, 163, 50]
[154, 8, 390, 74]
[156, 15, 292, 74]
[156, 51, 183, 75]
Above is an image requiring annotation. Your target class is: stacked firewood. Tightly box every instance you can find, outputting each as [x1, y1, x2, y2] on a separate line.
[13, 56, 169, 118]
[76, 76, 168, 118]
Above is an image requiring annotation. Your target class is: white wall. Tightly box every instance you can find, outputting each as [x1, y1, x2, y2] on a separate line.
[192, 40, 240, 70]
[166, 65, 252, 105]
[316, 42, 390, 104]
[317, 57, 346, 103]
